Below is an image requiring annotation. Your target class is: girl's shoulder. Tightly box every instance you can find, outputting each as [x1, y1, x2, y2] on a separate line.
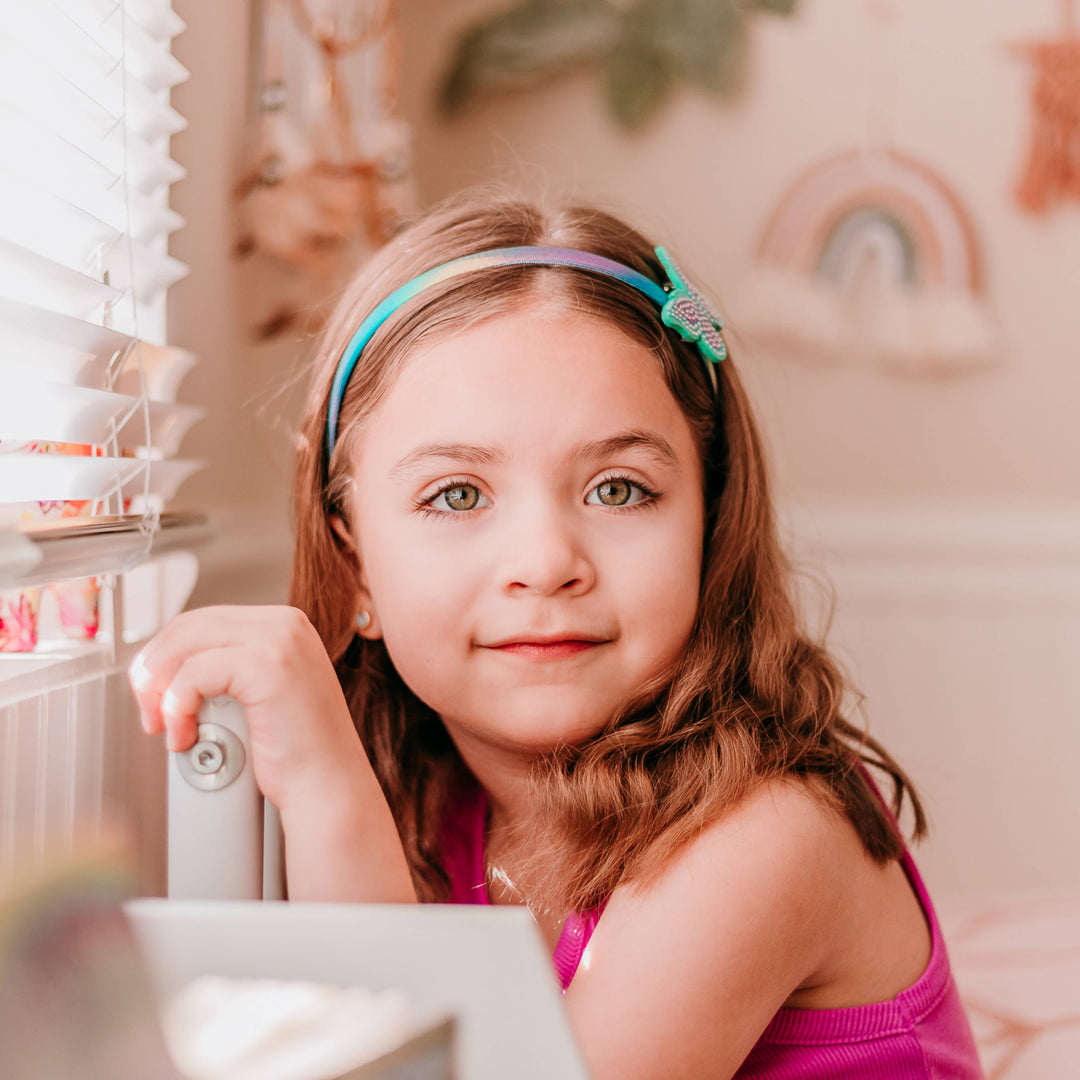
[564, 774, 932, 1077]
[622, 772, 871, 943]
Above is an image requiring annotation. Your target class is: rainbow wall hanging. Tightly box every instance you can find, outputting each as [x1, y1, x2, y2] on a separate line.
[734, 150, 1000, 376]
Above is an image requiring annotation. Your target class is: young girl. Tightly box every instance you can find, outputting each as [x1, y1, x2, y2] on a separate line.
[130, 192, 984, 1079]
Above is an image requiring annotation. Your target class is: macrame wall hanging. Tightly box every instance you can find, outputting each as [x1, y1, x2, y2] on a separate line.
[1013, 0, 1080, 213]
[734, 0, 1000, 377]
[235, 0, 416, 339]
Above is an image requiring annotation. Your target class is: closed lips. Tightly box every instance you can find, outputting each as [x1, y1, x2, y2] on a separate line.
[484, 634, 609, 647]
[482, 637, 610, 660]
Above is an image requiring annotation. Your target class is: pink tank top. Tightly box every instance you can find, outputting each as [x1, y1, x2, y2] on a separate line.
[438, 775, 985, 1079]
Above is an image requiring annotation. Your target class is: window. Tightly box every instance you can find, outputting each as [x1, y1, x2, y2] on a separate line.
[0, 0, 200, 889]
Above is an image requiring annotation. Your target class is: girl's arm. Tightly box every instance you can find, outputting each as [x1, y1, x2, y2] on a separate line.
[130, 604, 416, 905]
[277, 751, 416, 904]
[564, 777, 854, 1080]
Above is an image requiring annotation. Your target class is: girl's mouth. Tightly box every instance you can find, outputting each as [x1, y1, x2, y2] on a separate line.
[488, 640, 604, 660]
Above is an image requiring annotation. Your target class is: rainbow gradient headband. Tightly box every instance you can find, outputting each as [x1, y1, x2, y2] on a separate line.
[325, 245, 727, 460]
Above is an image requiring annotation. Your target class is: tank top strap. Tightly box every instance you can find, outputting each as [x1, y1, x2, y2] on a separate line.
[439, 772, 490, 905]
[854, 762, 951, 1021]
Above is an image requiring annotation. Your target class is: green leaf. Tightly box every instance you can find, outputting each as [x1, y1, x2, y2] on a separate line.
[440, 0, 621, 114]
[604, 4, 674, 129]
[655, 0, 748, 96]
[749, 0, 798, 15]
[438, 0, 798, 127]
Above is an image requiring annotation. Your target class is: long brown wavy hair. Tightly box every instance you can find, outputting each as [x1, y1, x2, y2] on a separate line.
[288, 188, 927, 915]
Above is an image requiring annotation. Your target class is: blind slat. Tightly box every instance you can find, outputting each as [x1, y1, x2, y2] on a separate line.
[0, 0, 199, 554]
[0, 384, 143, 446]
[0, 239, 119, 320]
[7, 7, 190, 94]
[0, 189, 186, 307]
[0, 104, 119, 208]
[0, 303, 198, 408]
[0, 38, 188, 177]
[0, 298, 130, 389]
[122, 0, 186, 43]
[116, 401, 204, 456]
[0, 456, 203, 506]
[113, 344, 196, 404]
[55, 0, 188, 45]
[69, 6, 190, 88]
[103, 243, 190, 299]
[0, 171, 122, 275]
[0, 383, 203, 457]
[111, 63, 190, 140]
[122, 460, 204, 507]
[0, 454, 144, 504]
[0, 60, 187, 144]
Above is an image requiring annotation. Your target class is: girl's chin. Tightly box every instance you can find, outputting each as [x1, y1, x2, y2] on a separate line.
[441, 700, 611, 754]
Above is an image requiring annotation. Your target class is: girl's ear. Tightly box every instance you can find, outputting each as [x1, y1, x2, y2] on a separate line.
[328, 514, 382, 640]
[328, 513, 357, 558]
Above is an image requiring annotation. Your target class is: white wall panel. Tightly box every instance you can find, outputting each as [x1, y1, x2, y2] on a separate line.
[787, 501, 1080, 901]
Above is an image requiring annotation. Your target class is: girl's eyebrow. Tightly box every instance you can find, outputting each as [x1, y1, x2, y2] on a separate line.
[571, 430, 678, 469]
[390, 442, 504, 477]
[390, 429, 678, 478]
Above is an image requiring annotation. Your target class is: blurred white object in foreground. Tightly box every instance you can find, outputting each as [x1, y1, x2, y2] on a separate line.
[162, 976, 413, 1080]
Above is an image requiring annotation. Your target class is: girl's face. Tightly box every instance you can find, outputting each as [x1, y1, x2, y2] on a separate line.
[341, 304, 706, 757]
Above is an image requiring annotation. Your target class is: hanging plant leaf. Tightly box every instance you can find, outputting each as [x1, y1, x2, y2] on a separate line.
[604, 6, 673, 129]
[653, 0, 747, 97]
[604, 0, 671, 129]
[439, 0, 798, 128]
[751, 0, 797, 14]
[604, 0, 747, 128]
[440, 0, 621, 114]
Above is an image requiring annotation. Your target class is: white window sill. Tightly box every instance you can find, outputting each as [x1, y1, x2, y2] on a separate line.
[0, 639, 115, 706]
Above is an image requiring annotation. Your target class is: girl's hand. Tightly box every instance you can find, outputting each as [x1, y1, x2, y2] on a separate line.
[128, 605, 363, 816]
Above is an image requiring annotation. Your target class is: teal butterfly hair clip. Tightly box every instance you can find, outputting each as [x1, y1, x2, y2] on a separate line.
[655, 246, 728, 365]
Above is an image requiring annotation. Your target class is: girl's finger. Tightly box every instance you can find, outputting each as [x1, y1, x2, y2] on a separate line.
[157, 645, 253, 753]
[135, 687, 164, 734]
[129, 605, 306, 701]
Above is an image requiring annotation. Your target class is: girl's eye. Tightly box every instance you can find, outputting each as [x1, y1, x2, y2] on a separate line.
[426, 482, 489, 513]
[586, 478, 655, 508]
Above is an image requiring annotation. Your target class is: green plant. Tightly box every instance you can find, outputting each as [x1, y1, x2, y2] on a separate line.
[440, 0, 798, 130]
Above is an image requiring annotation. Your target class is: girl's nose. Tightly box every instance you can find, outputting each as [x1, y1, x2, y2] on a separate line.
[499, 500, 596, 598]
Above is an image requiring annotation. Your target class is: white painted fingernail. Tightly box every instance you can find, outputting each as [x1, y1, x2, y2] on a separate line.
[129, 651, 152, 690]
[161, 687, 181, 717]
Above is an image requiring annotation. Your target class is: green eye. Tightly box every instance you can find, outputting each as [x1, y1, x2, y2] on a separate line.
[419, 481, 491, 516]
[440, 484, 480, 511]
[585, 477, 659, 509]
[595, 479, 632, 506]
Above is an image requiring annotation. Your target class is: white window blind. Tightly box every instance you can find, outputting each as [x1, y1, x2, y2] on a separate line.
[0, 0, 204, 892]
[0, 0, 202, 534]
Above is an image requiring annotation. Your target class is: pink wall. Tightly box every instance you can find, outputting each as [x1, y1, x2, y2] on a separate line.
[171, 0, 1080, 587]
[397, 0, 1080, 502]
[168, 1, 1080, 899]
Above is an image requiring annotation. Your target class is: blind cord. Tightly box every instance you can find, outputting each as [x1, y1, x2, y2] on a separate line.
[116, 0, 161, 565]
